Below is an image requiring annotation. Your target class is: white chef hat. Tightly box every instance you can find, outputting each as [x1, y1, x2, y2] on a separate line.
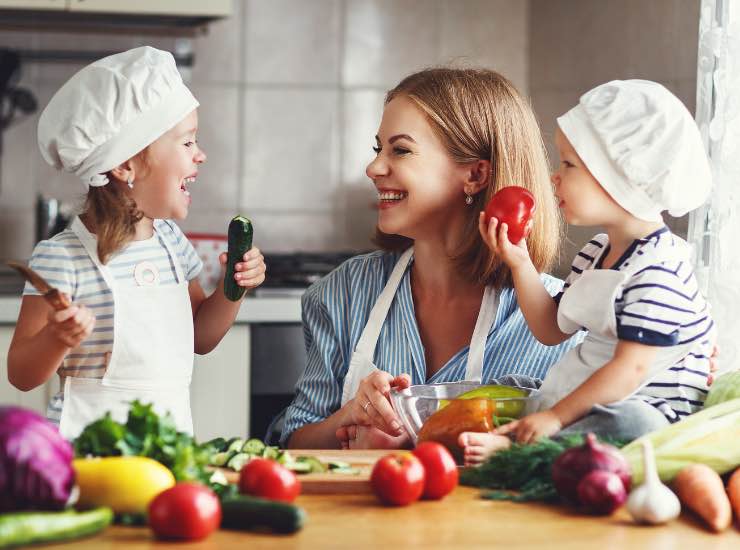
[557, 80, 711, 222]
[38, 46, 199, 189]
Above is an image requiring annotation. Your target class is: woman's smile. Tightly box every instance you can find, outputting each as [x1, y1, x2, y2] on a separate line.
[377, 188, 408, 209]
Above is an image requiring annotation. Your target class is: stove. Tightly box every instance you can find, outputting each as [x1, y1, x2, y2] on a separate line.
[252, 251, 365, 297]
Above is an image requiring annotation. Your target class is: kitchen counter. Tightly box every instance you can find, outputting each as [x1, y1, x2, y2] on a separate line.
[0, 294, 302, 324]
[38, 487, 740, 549]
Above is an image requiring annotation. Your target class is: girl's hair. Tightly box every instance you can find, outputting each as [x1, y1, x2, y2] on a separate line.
[82, 151, 147, 264]
[373, 67, 561, 288]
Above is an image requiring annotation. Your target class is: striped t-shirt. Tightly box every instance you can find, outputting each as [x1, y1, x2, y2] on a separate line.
[23, 219, 202, 425]
[556, 227, 715, 420]
[280, 250, 583, 445]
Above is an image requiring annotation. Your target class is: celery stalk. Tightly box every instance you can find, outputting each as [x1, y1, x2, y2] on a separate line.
[621, 398, 740, 485]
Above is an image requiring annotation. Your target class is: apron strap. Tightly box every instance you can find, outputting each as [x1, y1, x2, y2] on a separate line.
[71, 217, 116, 290]
[464, 285, 499, 382]
[153, 222, 187, 284]
[353, 247, 414, 360]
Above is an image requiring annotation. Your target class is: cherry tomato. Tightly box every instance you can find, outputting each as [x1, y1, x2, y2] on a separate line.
[370, 452, 425, 506]
[148, 482, 221, 541]
[484, 185, 536, 244]
[239, 458, 301, 503]
[412, 441, 459, 500]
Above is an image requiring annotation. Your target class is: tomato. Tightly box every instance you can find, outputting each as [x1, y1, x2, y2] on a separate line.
[484, 186, 536, 244]
[239, 458, 301, 503]
[412, 441, 458, 500]
[148, 482, 221, 541]
[370, 452, 426, 506]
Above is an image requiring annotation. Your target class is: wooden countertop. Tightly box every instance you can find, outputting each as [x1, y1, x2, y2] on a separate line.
[41, 486, 739, 549]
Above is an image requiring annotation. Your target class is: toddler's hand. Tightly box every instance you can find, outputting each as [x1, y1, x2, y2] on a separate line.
[478, 212, 533, 272]
[47, 301, 96, 348]
[221, 247, 266, 291]
[494, 410, 562, 444]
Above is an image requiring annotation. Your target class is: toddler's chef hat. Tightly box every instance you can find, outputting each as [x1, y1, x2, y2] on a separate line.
[557, 80, 711, 222]
[38, 46, 199, 189]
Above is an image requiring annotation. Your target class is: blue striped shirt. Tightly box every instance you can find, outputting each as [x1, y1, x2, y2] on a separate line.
[23, 219, 202, 425]
[557, 228, 714, 420]
[281, 250, 582, 444]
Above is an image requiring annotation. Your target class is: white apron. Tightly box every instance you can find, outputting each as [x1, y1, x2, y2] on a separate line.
[340, 247, 499, 405]
[59, 217, 194, 440]
[535, 254, 695, 411]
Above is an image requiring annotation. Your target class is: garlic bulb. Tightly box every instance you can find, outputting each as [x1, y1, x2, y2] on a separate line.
[626, 439, 681, 525]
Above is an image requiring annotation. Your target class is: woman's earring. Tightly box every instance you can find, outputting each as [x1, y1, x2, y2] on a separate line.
[465, 193, 473, 205]
[127, 176, 134, 189]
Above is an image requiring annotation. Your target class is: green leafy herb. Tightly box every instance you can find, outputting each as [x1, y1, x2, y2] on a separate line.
[459, 434, 627, 503]
[73, 400, 213, 485]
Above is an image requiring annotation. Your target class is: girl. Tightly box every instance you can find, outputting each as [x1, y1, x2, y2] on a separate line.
[7, 47, 266, 440]
[282, 68, 581, 450]
[461, 80, 716, 465]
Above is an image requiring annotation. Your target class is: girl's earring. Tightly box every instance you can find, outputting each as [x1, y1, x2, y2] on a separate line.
[127, 176, 134, 189]
[465, 193, 473, 205]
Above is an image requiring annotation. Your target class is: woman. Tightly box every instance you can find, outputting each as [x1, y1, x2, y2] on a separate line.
[281, 68, 580, 449]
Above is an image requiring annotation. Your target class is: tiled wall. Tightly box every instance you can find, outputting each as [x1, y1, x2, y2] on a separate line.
[0, 0, 703, 273]
[0, 0, 529, 260]
[529, 0, 701, 276]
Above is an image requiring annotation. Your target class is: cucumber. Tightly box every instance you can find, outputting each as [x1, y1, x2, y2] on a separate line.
[0, 507, 113, 549]
[220, 495, 306, 534]
[227, 452, 251, 472]
[241, 438, 266, 455]
[224, 216, 254, 301]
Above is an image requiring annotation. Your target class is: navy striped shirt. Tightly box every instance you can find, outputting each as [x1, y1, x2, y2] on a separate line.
[281, 250, 582, 444]
[557, 228, 714, 420]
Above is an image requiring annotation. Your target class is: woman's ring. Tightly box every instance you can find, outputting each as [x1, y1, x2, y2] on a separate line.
[363, 400, 372, 413]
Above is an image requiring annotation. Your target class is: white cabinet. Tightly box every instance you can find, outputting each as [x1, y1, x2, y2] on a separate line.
[191, 324, 250, 442]
[0, 326, 53, 414]
[67, 0, 230, 16]
[0, 1, 65, 8]
[0, 0, 231, 15]
[0, 323, 250, 442]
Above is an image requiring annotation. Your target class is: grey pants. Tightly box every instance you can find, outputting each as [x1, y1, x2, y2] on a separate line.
[491, 375, 669, 441]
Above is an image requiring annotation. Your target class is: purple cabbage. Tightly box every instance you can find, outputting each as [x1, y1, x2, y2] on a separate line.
[0, 406, 76, 511]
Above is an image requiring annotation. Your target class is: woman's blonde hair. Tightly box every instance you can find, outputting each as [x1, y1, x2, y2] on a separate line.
[373, 68, 561, 288]
[82, 152, 147, 264]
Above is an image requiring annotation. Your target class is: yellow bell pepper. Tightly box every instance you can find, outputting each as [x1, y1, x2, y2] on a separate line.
[73, 456, 175, 514]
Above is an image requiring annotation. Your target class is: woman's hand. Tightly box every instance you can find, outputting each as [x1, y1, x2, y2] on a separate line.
[478, 212, 533, 272]
[347, 371, 411, 436]
[46, 299, 95, 348]
[220, 246, 266, 290]
[336, 424, 411, 450]
[494, 410, 562, 444]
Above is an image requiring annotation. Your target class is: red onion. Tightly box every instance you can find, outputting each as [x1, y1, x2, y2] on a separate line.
[576, 470, 627, 515]
[0, 406, 75, 511]
[551, 433, 631, 504]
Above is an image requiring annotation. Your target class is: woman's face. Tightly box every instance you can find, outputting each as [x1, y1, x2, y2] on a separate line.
[551, 128, 624, 226]
[130, 109, 207, 221]
[366, 96, 470, 241]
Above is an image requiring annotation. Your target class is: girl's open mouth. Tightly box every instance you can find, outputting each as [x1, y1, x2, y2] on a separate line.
[181, 176, 195, 196]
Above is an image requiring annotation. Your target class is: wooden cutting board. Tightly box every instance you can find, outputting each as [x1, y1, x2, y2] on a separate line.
[215, 449, 388, 494]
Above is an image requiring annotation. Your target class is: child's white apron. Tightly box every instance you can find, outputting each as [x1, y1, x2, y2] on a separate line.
[535, 254, 695, 411]
[58, 217, 194, 440]
[340, 247, 499, 405]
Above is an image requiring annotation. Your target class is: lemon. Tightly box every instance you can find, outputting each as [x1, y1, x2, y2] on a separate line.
[73, 456, 175, 514]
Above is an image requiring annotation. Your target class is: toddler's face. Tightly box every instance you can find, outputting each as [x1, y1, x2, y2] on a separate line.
[551, 128, 625, 226]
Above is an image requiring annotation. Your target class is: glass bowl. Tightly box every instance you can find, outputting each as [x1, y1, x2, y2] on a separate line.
[390, 381, 538, 462]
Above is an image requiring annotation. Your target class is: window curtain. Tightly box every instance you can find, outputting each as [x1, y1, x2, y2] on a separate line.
[689, 0, 740, 373]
